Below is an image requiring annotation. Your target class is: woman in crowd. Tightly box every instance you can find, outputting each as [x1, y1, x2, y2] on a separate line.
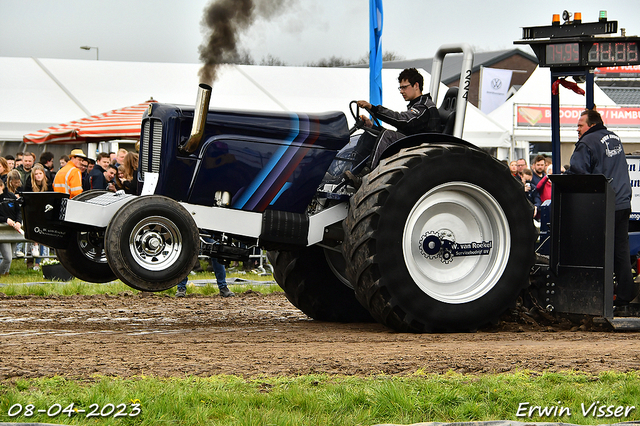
[121, 152, 139, 195]
[6, 169, 22, 196]
[24, 163, 53, 192]
[23, 163, 52, 269]
[536, 163, 553, 204]
[0, 178, 23, 275]
[5, 170, 24, 258]
[0, 157, 9, 184]
[114, 166, 126, 191]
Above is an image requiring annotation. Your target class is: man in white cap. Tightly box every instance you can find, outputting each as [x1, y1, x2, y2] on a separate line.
[53, 149, 87, 199]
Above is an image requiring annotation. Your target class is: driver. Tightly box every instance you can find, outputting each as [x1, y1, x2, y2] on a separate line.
[353, 68, 440, 172]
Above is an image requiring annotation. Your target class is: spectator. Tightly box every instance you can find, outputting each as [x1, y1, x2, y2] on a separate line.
[23, 164, 52, 269]
[121, 152, 139, 195]
[109, 152, 116, 164]
[78, 157, 90, 184]
[14, 152, 23, 169]
[515, 158, 527, 179]
[0, 179, 22, 276]
[522, 168, 541, 217]
[104, 165, 118, 192]
[59, 155, 69, 169]
[5, 155, 15, 171]
[115, 165, 126, 191]
[177, 257, 234, 298]
[24, 164, 53, 192]
[536, 164, 553, 204]
[53, 149, 86, 199]
[114, 148, 128, 168]
[509, 160, 518, 178]
[6, 170, 22, 196]
[83, 152, 112, 190]
[86, 157, 95, 175]
[567, 109, 637, 307]
[15, 151, 35, 186]
[0, 157, 9, 184]
[38, 151, 55, 181]
[530, 154, 547, 189]
[5, 170, 24, 258]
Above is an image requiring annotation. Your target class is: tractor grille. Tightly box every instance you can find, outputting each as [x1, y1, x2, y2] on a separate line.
[140, 118, 163, 179]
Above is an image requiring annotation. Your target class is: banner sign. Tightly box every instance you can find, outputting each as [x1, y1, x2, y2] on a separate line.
[594, 65, 640, 77]
[480, 67, 513, 114]
[516, 105, 640, 128]
[627, 156, 640, 219]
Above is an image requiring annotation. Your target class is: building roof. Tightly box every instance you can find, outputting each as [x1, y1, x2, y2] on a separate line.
[598, 86, 640, 106]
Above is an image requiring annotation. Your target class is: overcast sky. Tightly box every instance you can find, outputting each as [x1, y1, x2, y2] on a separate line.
[1, 0, 638, 65]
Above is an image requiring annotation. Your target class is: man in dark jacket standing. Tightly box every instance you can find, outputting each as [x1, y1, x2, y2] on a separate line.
[568, 109, 637, 307]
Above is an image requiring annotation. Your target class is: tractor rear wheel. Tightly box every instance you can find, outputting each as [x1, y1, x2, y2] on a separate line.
[342, 143, 536, 332]
[268, 246, 373, 322]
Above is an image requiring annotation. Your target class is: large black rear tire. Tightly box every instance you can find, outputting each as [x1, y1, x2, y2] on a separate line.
[105, 196, 199, 291]
[342, 143, 536, 332]
[56, 190, 117, 283]
[268, 246, 373, 322]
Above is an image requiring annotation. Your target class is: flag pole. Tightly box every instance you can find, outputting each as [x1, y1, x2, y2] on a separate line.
[369, 0, 383, 107]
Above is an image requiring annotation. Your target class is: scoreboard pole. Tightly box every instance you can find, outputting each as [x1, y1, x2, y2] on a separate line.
[549, 68, 595, 174]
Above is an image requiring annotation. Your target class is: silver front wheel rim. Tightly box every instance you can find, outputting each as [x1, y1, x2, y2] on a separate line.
[128, 216, 183, 271]
[403, 182, 510, 304]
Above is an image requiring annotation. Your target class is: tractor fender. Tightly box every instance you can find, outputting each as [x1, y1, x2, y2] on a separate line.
[379, 132, 478, 164]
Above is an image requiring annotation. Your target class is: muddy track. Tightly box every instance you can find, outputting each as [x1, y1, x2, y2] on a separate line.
[1, 292, 639, 380]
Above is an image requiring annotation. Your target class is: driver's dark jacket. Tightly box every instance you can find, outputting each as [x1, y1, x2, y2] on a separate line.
[567, 123, 631, 211]
[370, 94, 439, 135]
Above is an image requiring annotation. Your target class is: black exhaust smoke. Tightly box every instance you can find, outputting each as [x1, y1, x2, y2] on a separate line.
[197, 0, 294, 84]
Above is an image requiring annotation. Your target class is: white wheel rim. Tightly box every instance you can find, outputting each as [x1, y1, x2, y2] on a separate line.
[402, 182, 510, 304]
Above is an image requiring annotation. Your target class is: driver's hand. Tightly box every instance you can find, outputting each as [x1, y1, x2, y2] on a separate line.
[356, 100, 372, 110]
[359, 115, 373, 128]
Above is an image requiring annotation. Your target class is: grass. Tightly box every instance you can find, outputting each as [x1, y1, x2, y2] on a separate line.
[1, 372, 639, 425]
[0, 258, 282, 296]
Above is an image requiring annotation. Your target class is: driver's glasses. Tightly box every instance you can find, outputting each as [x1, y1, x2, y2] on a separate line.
[398, 84, 412, 91]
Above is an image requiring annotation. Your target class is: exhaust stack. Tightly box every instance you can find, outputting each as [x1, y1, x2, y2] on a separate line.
[180, 83, 212, 154]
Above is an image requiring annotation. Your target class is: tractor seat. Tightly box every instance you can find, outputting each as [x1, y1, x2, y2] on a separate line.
[438, 87, 458, 135]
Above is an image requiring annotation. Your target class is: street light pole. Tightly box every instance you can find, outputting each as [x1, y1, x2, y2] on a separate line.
[80, 46, 99, 60]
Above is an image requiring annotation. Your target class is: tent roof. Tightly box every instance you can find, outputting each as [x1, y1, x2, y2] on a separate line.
[1, 57, 510, 148]
[24, 100, 157, 144]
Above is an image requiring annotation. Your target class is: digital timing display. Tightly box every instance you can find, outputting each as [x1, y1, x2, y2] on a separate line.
[545, 43, 580, 65]
[587, 41, 639, 64]
[542, 41, 640, 67]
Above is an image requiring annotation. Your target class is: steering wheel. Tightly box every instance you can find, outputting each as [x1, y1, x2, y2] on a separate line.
[348, 101, 382, 135]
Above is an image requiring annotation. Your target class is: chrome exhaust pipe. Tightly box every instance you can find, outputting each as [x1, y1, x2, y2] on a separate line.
[180, 83, 212, 154]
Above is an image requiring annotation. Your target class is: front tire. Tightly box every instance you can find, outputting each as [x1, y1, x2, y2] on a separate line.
[342, 143, 536, 332]
[268, 246, 373, 322]
[105, 196, 199, 291]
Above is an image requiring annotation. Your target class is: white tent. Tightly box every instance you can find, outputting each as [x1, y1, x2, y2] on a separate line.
[0, 57, 510, 149]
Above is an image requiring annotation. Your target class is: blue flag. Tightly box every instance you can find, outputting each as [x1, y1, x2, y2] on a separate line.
[369, 0, 383, 107]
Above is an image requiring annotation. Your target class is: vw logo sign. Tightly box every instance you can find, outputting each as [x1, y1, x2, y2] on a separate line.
[491, 78, 502, 90]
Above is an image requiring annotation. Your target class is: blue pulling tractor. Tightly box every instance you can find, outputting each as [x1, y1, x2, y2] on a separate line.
[20, 45, 537, 333]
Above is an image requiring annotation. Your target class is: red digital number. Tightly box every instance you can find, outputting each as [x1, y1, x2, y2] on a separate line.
[616, 43, 626, 61]
[628, 43, 639, 62]
[601, 42, 612, 61]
